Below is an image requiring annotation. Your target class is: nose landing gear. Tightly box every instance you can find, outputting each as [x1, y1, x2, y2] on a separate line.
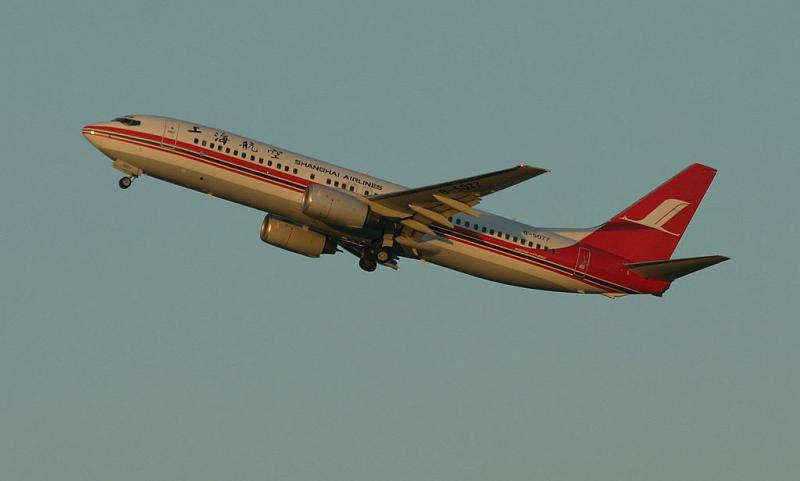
[118, 176, 133, 189]
[112, 160, 143, 190]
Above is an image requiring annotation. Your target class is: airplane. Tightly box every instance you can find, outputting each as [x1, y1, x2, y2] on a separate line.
[82, 115, 728, 298]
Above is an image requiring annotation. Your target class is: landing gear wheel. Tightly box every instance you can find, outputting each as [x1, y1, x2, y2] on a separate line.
[376, 247, 391, 264]
[118, 176, 132, 189]
[359, 257, 377, 272]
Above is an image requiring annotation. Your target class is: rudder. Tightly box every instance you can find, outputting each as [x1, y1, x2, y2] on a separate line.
[582, 163, 717, 262]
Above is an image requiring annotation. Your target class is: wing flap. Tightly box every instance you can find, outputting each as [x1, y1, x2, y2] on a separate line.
[370, 164, 548, 216]
[368, 164, 547, 250]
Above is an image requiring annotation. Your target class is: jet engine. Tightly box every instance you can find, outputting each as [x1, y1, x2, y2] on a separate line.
[301, 184, 370, 228]
[259, 215, 337, 258]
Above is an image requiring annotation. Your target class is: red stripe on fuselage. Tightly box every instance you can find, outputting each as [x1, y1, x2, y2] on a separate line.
[87, 127, 306, 193]
[441, 226, 640, 293]
[438, 230, 632, 294]
[90, 125, 650, 294]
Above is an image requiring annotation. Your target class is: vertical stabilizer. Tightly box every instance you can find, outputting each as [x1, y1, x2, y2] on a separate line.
[582, 163, 717, 262]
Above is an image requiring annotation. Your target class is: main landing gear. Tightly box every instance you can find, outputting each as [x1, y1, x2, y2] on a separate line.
[358, 225, 396, 272]
[118, 176, 134, 189]
[376, 247, 392, 264]
[358, 245, 395, 272]
[358, 256, 377, 272]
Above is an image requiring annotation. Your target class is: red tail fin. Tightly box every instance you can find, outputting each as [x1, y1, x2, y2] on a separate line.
[582, 163, 717, 262]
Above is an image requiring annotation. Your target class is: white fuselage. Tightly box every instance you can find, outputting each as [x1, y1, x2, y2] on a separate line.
[84, 115, 634, 295]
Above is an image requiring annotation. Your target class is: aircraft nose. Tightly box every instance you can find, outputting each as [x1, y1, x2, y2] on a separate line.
[82, 124, 101, 147]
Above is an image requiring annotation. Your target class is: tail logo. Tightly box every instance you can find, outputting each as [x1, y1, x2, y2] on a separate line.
[621, 198, 690, 236]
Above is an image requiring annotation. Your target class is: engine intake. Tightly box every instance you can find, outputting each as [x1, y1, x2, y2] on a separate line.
[259, 215, 337, 258]
[301, 184, 370, 228]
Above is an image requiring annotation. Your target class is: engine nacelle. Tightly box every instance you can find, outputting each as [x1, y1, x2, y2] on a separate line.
[301, 184, 370, 228]
[259, 215, 337, 258]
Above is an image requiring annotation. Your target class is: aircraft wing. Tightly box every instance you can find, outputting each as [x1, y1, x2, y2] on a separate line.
[367, 164, 548, 248]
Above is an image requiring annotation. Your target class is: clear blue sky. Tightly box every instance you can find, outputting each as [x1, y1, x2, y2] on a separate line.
[1, 1, 798, 480]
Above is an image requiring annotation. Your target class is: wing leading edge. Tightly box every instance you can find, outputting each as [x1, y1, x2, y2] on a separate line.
[366, 164, 548, 251]
[370, 164, 547, 213]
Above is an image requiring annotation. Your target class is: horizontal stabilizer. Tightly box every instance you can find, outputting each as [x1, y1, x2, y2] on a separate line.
[626, 255, 729, 281]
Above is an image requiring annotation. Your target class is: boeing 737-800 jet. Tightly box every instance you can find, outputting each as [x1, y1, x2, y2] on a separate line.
[83, 115, 727, 297]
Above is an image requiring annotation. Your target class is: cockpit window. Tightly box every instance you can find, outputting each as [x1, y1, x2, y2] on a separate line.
[113, 116, 141, 126]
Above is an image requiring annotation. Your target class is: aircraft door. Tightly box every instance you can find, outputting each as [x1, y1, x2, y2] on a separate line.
[162, 119, 180, 148]
[574, 247, 591, 277]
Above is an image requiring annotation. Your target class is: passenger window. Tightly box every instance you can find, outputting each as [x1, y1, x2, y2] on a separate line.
[513, 236, 518, 242]
[293, 168, 298, 174]
[465, 221, 470, 227]
[259, 158, 263, 164]
[210, 143, 215, 149]
[489, 229, 494, 235]
[349, 186, 355, 191]
[277, 163, 281, 169]
[326, 179, 331, 185]
[364, 190, 370, 195]
[284, 166, 289, 172]
[334, 181, 339, 187]
[251, 155, 256, 161]
[310, 173, 315, 180]
[268, 160, 272, 166]
[505, 234, 510, 240]
[482, 227, 487, 232]
[226, 147, 231, 153]
[448, 217, 453, 221]
[341, 183, 347, 189]
[217, 145, 222, 151]
[234, 150, 239, 156]
[193, 138, 199, 144]
[528, 241, 533, 247]
[201, 140, 207, 146]
[242, 152, 246, 159]
[456, 219, 462, 225]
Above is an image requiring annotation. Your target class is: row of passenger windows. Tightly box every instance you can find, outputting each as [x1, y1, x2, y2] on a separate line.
[192, 137, 374, 196]
[192, 138, 550, 244]
[448, 216, 556, 253]
[194, 137, 286, 169]
[326, 177, 358, 193]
